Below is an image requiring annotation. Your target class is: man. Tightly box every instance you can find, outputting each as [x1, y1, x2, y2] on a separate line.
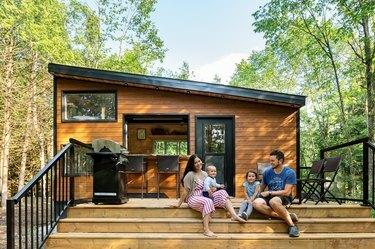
[253, 149, 299, 237]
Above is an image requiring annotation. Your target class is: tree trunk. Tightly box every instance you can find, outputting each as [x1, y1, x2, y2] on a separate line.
[30, 52, 46, 169]
[327, 48, 346, 123]
[0, 145, 3, 194]
[301, 15, 346, 124]
[18, 84, 33, 191]
[361, 17, 375, 142]
[1, 38, 14, 208]
[47, 132, 54, 160]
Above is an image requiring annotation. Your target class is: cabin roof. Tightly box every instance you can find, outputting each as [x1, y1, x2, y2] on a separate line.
[48, 63, 306, 107]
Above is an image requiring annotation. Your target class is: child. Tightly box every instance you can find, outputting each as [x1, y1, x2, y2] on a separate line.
[238, 170, 260, 220]
[203, 165, 225, 198]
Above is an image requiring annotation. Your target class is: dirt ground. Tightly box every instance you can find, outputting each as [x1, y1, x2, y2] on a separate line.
[0, 208, 6, 248]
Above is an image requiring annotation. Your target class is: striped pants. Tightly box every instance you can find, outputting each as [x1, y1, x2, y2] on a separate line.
[187, 190, 229, 217]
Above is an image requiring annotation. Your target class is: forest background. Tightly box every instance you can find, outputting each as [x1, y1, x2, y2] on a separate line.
[0, 0, 374, 208]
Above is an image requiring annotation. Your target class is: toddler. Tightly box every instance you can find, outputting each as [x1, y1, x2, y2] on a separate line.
[203, 165, 225, 198]
[238, 170, 260, 220]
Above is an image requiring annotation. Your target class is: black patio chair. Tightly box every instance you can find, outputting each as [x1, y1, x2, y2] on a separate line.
[156, 155, 180, 199]
[124, 155, 147, 198]
[294, 159, 326, 204]
[302, 156, 342, 205]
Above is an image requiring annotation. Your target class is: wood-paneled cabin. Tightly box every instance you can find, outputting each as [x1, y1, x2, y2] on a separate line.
[49, 63, 306, 200]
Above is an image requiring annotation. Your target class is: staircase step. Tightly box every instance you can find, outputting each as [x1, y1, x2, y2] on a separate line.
[57, 217, 375, 233]
[46, 232, 375, 249]
[67, 204, 371, 219]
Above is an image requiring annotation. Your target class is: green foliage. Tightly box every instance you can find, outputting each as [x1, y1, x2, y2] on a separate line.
[67, 0, 165, 71]
[175, 61, 193, 80]
[153, 61, 195, 80]
[0, 0, 166, 196]
[230, 48, 298, 93]
[229, 0, 374, 201]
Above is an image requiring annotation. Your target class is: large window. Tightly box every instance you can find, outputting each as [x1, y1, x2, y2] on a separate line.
[62, 91, 116, 122]
[153, 141, 188, 155]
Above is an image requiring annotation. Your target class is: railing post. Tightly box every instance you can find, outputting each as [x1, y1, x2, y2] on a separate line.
[69, 145, 75, 206]
[320, 149, 325, 160]
[363, 142, 369, 205]
[319, 149, 325, 197]
[6, 199, 15, 249]
[296, 110, 301, 204]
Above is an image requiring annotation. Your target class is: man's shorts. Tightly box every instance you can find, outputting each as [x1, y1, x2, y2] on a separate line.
[260, 195, 292, 206]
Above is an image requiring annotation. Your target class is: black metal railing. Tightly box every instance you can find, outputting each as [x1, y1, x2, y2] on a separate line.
[6, 138, 93, 249]
[319, 137, 375, 208]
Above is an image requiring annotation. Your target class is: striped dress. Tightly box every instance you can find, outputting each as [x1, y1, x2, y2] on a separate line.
[187, 179, 229, 217]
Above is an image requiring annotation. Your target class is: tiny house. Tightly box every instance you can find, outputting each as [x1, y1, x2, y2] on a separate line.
[48, 63, 306, 199]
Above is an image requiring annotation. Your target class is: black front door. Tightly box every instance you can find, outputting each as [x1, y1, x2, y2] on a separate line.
[196, 117, 235, 196]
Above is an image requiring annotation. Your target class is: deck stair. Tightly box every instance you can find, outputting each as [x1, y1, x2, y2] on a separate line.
[47, 199, 375, 249]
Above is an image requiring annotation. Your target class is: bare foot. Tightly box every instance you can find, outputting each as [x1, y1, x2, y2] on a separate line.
[203, 230, 217, 237]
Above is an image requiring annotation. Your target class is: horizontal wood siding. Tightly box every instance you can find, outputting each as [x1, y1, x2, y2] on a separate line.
[56, 78, 298, 198]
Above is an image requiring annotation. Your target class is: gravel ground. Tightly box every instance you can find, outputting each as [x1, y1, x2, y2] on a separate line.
[0, 208, 6, 248]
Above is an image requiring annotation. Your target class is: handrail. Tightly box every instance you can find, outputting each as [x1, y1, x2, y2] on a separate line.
[11, 143, 73, 202]
[368, 141, 375, 150]
[320, 137, 368, 154]
[7, 139, 93, 249]
[319, 137, 375, 209]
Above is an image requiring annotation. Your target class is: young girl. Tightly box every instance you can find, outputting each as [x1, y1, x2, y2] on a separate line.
[238, 170, 260, 220]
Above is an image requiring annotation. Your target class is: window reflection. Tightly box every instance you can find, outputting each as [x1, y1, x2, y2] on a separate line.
[153, 141, 188, 155]
[204, 124, 225, 153]
[63, 92, 116, 121]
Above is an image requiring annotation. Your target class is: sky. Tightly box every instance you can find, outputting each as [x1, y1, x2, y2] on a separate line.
[150, 1, 268, 83]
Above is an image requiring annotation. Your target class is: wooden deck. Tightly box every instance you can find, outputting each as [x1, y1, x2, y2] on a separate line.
[47, 198, 375, 249]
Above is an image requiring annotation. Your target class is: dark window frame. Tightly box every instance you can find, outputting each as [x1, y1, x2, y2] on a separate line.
[61, 90, 118, 123]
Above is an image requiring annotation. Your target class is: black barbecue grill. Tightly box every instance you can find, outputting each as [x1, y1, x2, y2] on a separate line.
[87, 139, 129, 204]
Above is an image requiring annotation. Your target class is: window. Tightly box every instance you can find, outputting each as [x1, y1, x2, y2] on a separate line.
[62, 91, 116, 122]
[153, 141, 188, 155]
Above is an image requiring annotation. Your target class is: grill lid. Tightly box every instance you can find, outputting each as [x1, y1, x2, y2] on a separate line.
[92, 139, 124, 153]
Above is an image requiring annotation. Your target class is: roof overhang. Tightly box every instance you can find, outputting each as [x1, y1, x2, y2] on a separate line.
[48, 63, 306, 108]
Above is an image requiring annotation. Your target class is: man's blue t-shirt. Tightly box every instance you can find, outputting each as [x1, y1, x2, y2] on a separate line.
[262, 166, 297, 191]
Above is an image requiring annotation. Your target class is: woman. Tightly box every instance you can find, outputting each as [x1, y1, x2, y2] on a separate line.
[172, 154, 245, 237]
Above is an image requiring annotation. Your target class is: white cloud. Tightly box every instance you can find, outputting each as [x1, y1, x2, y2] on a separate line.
[192, 53, 248, 84]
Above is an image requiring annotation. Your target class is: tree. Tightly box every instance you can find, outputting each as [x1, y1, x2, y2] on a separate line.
[0, 0, 22, 207]
[67, 0, 165, 73]
[175, 61, 194, 80]
[0, 0, 73, 206]
[336, 0, 375, 142]
[250, 0, 374, 141]
[0, 0, 166, 207]
[153, 61, 195, 80]
[229, 0, 372, 198]
[213, 74, 221, 83]
[230, 48, 298, 93]
[252, 0, 347, 123]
